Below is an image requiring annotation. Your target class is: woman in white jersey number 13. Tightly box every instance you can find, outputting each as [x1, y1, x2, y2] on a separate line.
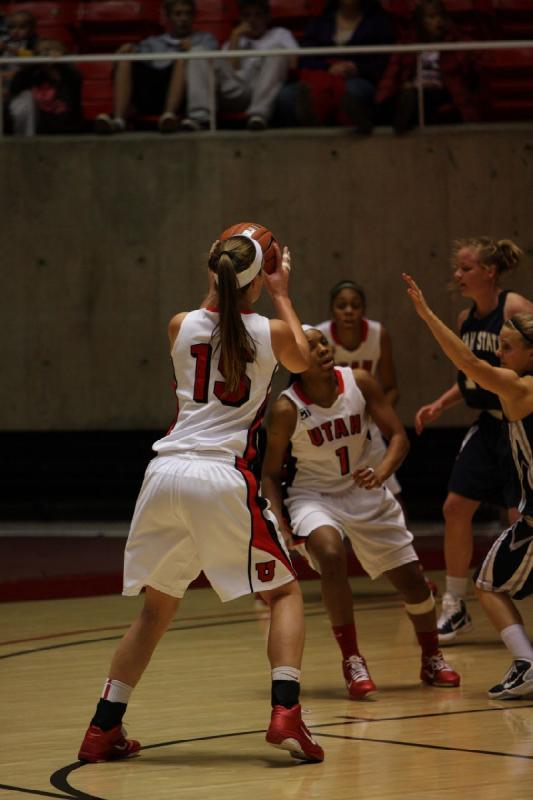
[77, 234, 324, 765]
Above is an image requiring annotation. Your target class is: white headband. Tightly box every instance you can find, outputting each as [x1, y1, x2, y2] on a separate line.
[215, 234, 264, 288]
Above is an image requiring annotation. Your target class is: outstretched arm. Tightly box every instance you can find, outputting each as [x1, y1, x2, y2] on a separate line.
[402, 273, 525, 403]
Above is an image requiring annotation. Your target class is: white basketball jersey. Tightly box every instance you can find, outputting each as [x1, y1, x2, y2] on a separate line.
[154, 308, 277, 463]
[281, 367, 370, 495]
[316, 318, 382, 374]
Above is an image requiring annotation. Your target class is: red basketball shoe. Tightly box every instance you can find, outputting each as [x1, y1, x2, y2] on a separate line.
[78, 724, 141, 763]
[266, 704, 324, 762]
[421, 652, 461, 687]
[343, 655, 378, 699]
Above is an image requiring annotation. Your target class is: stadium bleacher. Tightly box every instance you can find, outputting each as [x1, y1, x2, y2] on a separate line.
[3, 0, 533, 123]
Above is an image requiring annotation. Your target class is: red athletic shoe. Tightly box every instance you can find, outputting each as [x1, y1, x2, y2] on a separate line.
[343, 655, 378, 699]
[266, 704, 324, 762]
[421, 652, 461, 687]
[78, 724, 141, 763]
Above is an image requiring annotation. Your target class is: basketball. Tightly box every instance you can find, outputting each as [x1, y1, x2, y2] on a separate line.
[220, 222, 281, 274]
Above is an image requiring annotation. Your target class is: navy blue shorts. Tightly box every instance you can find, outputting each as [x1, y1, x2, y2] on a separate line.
[448, 412, 519, 509]
[474, 518, 533, 600]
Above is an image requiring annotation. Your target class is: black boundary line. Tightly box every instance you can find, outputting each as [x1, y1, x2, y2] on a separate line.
[4, 600, 524, 800]
[0, 783, 73, 799]
[45, 704, 533, 800]
[0, 606, 344, 661]
[317, 731, 533, 761]
[2, 703, 530, 800]
[0, 598, 406, 658]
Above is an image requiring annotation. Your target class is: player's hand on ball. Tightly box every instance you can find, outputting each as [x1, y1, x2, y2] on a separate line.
[264, 246, 291, 299]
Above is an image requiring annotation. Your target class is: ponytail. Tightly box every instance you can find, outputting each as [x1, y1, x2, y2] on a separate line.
[208, 237, 258, 395]
[453, 236, 523, 277]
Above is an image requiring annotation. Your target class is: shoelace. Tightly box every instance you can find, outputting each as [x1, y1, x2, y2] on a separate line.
[438, 595, 462, 624]
[345, 655, 370, 681]
[425, 652, 451, 672]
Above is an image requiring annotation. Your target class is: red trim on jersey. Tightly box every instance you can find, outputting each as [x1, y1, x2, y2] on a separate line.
[235, 461, 296, 578]
[330, 321, 341, 345]
[361, 318, 369, 342]
[335, 368, 345, 394]
[238, 367, 276, 465]
[293, 371, 344, 405]
[292, 380, 314, 406]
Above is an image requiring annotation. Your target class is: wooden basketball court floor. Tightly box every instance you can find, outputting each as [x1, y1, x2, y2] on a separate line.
[2, 574, 533, 800]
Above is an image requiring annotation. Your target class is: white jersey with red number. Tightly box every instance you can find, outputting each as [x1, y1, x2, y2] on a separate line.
[316, 318, 382, 374]
[281, 367, 370, 495]
[153, 307, 277, 462]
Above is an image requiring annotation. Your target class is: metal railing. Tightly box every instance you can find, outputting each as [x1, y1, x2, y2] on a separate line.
[1, 39, 532, 136]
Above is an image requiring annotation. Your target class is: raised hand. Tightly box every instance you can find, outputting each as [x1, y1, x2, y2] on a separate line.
[264, 246, 291, 300]
[402, 272, 432, 320]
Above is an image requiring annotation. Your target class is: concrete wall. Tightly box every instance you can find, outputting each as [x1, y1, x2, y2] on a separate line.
[2, 126, 532, 431]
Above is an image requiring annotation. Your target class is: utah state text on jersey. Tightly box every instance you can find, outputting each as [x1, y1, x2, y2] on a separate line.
[462, 330, 499, 354]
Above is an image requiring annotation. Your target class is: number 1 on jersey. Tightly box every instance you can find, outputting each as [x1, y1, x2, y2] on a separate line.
[335, 445, 350, 476]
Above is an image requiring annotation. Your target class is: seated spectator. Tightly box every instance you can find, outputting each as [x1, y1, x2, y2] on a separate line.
[94, 0, 218, 134]
[216, 0, 298, 131]
[0, 11, 7, 44]
[8, 39, 84, 136]
[276, 0, 394, 133]
[375, 0, 481, 134]
[1, 10, 37, 87]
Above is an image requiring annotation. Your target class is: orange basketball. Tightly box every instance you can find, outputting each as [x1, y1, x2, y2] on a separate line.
[219, 222, 281, 274]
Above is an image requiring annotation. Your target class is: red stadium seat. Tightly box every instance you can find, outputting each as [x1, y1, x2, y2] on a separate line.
[492, 0, 533, 40]
[7, 1, 79, 48]
[480, 47, 533, 120]
[77, 1, 163, 52]
[77, 59, 114, 119]
[269, 0, 325, 39]
[195, 0, 239, 20]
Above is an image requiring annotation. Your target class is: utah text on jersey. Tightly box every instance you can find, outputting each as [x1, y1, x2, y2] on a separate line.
[307, 414, 362, 446]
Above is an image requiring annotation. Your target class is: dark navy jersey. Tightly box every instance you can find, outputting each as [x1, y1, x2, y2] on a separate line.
[457, 290, 508, 410]
[508, 407, 533, 523]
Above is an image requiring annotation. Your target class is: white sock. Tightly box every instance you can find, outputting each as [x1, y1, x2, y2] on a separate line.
[446, 576, 469, 600]
[272, 666, 301, 682]
[101, 678, 133, 704]
[501, 625, 533, 661]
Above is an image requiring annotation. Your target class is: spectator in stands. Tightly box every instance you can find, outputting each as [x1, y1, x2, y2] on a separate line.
[94, 0, 218, 134]
[0, 11, 7, 45]
[375, 0, 481, 134]
[216, 0, 298, 131]
[275, 0, 394, 133]
[1, 10, 37, 89]
[8, 39, 84, 136]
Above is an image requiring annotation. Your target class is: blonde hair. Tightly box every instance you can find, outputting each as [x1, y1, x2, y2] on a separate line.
[503, 312, 533, 346]
[453, 237, 523, 277]
[208, 237, 259, 394]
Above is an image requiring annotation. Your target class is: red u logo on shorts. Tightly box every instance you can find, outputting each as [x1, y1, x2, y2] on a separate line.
[256, 560, 276, 582]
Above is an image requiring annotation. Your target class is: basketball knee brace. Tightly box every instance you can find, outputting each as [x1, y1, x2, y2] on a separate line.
[404, 594, 436, 615]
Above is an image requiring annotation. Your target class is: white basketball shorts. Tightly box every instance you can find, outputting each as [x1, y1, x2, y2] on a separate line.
[286, 483, 417, 580]
[123, 454, 296, 602]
